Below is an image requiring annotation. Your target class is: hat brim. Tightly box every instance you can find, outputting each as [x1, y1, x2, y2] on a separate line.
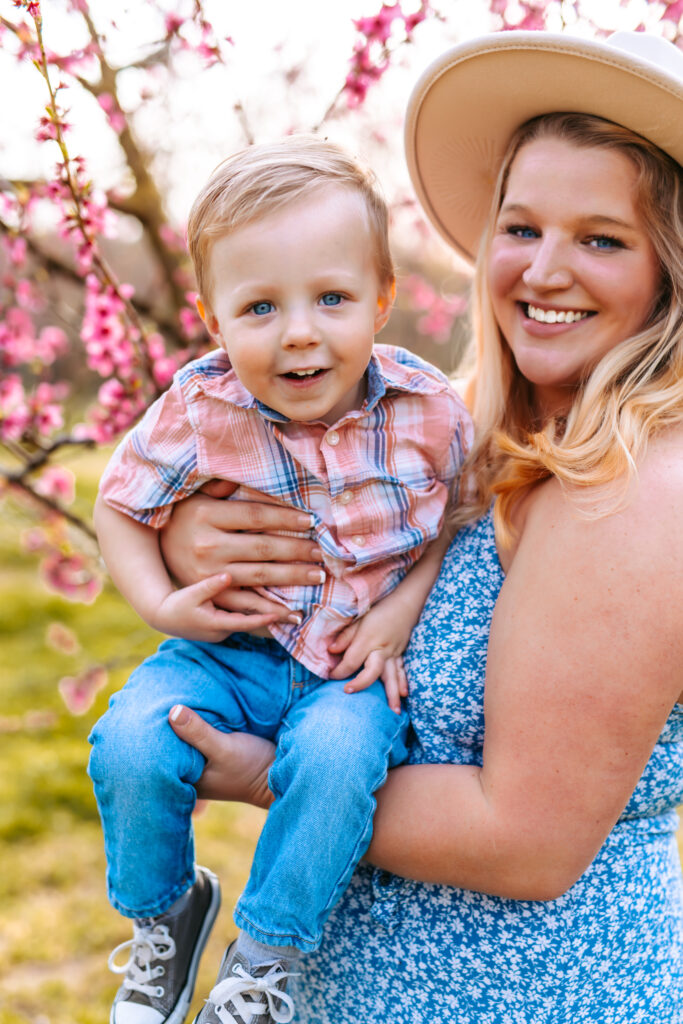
[405, 32, 683, 263]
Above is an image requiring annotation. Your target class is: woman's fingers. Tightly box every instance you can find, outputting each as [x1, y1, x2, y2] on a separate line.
[216, 560, 326, 589]
[169, 706, 276, 807]
[170, 704, 228, 760]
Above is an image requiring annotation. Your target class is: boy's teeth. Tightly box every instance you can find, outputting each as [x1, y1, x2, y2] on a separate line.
[292, 369, 319, 376]
[526, 304, 589, 324]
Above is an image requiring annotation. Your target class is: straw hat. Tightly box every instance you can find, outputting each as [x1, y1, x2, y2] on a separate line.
[405, 31, 683, 263]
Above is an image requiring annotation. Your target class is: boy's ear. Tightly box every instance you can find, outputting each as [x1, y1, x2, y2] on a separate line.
[374, 278, 396, 332]
[196, 297, 221, 341]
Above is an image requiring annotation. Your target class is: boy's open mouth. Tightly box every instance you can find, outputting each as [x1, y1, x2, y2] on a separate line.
[281, 368, 327, 380]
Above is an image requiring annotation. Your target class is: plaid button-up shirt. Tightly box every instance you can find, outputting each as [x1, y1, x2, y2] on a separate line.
[99, 343, 472, 677]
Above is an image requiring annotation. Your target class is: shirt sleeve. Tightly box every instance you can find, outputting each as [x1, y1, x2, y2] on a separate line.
[432, 386, 474, 489]
[98, 381, 209, 529]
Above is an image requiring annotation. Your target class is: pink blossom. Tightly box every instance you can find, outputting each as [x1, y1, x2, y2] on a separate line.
[354, 4, 402, 46]
[661, 0, 683, 24]
[179, 302, 205, 341]
[28, 381, 66, 436]
[46, 621, 81, 655]
[402, 274, 467, 344]
[58, 666, 108, 715]
[5, 235, 27, 266]
[41, 550, 102, 603]
[34, 465, 75, 505]
[0, 373, 29, 440]
[153, 356, 177, 387]
[97, 92, 127, 134]
[77, 377, 146, 442]
[80, 277, 138, 378]
[165, 13, 185, 35]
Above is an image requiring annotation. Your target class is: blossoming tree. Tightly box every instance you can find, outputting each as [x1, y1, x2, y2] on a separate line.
[1, 0, 681, 711]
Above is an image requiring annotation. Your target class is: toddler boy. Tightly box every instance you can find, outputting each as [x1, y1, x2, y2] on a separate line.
[90, 136, 471, 1024]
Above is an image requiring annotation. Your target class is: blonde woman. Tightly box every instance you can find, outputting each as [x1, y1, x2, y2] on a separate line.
[160, 31, 683, 1023]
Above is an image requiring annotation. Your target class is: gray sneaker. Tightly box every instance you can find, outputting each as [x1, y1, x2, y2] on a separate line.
[193, 942, 296, 1024]
[108, 865, 221, 1024]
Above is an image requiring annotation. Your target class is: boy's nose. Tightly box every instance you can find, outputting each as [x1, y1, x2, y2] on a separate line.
[282, 311, 321, 348]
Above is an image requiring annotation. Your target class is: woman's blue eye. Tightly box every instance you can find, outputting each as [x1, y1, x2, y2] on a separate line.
[320, 293, 343, 307]
[588, 235, 623, 250]
[250, 301, 274, 315]
[507, 225, 537, 239]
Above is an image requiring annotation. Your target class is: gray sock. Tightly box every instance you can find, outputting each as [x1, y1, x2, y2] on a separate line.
[235, 930, 302, 966]
[135, 883, 194, 925]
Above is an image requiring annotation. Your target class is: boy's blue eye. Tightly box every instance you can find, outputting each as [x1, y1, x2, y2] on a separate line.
[251, 301, 274, 315]
[320, 292, 343, 307]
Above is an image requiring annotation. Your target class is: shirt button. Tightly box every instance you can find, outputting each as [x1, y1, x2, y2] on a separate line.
[339, 490, 353, 505]
[326, 430, 340, 446]
[352, 535, 366, 547]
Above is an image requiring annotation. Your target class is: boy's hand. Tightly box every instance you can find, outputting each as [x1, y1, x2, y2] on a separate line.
[153, 573, 281, 642]
[328, 595, 415, 713]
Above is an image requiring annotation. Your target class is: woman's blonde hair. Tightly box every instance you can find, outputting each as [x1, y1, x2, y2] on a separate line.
[452, 112, 683, 540]
[187, 135, 395, 312]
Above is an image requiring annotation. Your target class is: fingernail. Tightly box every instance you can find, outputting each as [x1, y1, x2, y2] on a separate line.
[308, 569, 326, 584]
[311, 547, 324, 561]
[288, 613, 303, 625]
[307, 514, 316, 529]
[170, 704, 188, 724]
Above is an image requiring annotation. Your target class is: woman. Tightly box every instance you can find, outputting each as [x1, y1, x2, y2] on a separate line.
[163, 31, 683, 1022]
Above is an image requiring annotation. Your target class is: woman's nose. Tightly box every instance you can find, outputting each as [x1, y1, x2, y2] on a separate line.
[522, 237, 573, 292]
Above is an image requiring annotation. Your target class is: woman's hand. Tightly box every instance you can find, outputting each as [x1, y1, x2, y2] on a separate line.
[159, 482, 326, 622]
[169, 704, 275, 809]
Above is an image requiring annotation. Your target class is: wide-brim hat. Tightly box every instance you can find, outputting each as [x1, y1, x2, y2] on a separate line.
[405, 31, 683, 263]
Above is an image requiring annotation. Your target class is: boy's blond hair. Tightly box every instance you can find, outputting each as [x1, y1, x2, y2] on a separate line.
[187, 136, 395, 310]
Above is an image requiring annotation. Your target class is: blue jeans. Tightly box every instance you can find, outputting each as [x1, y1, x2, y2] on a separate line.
[88, 633, 409, 952]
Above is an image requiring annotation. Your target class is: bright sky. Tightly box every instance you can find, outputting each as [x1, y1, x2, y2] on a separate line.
[0, 0, 663, 227]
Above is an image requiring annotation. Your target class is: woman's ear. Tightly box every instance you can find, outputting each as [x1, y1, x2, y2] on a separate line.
[374, 278, 396, 332]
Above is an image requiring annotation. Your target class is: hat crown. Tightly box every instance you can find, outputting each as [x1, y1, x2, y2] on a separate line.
[608, 30, 683, 82]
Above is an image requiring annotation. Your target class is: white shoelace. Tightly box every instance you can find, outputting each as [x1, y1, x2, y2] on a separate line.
[208, 962, 296, 1024]
[108, 922, 177, 998]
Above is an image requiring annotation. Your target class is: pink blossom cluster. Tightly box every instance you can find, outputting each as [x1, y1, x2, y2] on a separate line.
[35, 465, 76, 505]
[497, 0, 550, 31]
[163, 8, 231, 66]
[21, 517, 103, 604]
[0, 307, 67, 367]
[345, 2, 430, 106]
[48, 156, 115, 274]
[0, 375, 66, 441]
[179, 291, 205, 341]
[77, 377, 147, 443]
[146, 331, 180, 387]
[80, 274, 140, 378]
[97, 92, 127, 134]
[59, 665, 107, 714]
[402, 274, 467, 344]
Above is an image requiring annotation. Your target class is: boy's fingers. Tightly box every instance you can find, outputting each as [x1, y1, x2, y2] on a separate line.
[188, 572, 233, 600]
[343, 649, 384, 693]
[199, 479, 238, 498]
[328, 621, 359, 654]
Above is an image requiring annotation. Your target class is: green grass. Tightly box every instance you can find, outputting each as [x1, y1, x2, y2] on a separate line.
[0, 452, 266, 1023]
[1, 450, 681, 1023]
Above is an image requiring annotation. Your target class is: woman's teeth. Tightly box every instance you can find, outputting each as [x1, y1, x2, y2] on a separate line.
[525, 304, 591, 324]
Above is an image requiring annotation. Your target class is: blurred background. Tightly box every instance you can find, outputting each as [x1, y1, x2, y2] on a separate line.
[1, 1, 682, 1021]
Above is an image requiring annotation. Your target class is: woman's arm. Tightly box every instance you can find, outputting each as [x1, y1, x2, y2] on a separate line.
[366, 436, 683, 898]
[170, 435, 683, 900]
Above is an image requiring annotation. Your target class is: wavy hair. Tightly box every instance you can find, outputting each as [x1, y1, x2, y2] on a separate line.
[451, 113, 683, 541]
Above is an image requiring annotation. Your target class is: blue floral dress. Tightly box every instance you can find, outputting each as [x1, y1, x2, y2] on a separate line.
[291, 511, 683, 1023]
